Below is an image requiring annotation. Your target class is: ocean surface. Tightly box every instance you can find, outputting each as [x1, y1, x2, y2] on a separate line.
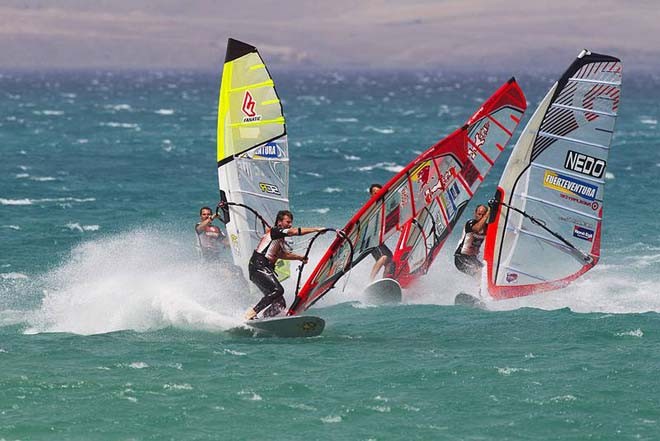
[1, 68, 659, 440]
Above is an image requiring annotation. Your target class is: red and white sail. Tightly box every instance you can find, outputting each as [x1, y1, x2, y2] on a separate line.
[483, 50, 622, 300]
[288, 78, 527, 315]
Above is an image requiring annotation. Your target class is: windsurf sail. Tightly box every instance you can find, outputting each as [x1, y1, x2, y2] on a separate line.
[483, 50, 622, 299]
[216, 38, 290, 280]
[288, 78, 527, 315]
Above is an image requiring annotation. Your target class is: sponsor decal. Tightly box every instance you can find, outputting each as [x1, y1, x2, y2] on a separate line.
[253, 142, 283, 159]
[543, 171, 598, 201]
[423, 166, 457, 204]
[302, 321, 318, 332]
[259, 182, 281, 195]
[558, 194, 600, 211]
[573, 225, 594, 242]
[468, 121, 490, 160]
[564, 150, 606, 178]
[241, 91, 262, 122]
[474, 121, 490, 148]
[558, 215, 595, 230]
[506, 272, 518, 283]
[412, 162, 432, 185]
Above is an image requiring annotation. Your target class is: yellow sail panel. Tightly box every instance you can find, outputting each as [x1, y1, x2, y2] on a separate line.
[216, 49, 285, 164]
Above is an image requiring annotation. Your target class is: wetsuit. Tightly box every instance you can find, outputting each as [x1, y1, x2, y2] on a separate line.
[248, 227, 291, 318]
[195, 223, 227, 262]
[454, 219, 486, 276]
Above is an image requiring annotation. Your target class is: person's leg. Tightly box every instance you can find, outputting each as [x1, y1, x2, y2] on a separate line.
[248, 266, 284, 318]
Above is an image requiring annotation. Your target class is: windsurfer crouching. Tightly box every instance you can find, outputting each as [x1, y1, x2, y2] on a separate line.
[454, 204, 489, 276]
[244, 210, 325, 320]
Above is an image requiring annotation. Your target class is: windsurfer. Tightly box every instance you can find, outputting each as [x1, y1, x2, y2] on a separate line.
[243, 209, 326, 320]
[368, 184, 395, 280]
[195, 206, 229, 262]
[454, 204, 489, 276]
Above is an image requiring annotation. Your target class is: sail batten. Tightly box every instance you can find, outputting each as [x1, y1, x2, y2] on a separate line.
[552, 103, 617, 117]
[568, 77, 622, 86]
[483, 50, 622, 300]
[517, 193, 603, 220]
[537, 131, 611, 150]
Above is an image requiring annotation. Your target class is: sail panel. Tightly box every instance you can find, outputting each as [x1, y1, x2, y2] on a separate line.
[288, 79, 527, 314]
[216, 39, 290, 280]
[485, 50, 621, 299]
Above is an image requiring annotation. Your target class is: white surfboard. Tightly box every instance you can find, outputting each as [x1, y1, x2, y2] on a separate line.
[238, 315, 325, 338]
[362, 278, 402, 304]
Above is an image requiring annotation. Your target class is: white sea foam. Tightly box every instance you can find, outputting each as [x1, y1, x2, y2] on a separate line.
[104, 104, 132, 111]
[155, 109, 175, 115]
[605, 172, 615, 180]
[65, 223, 100, 232]
[616, 329, 644, 338]
[368, 405, 391, 413]
[0, 199, 32, 205]
[355, 162, 404, 173]
[343, 154, 361, 161]
[364, 126, 395, 134]
[25, 227, 248, 335]
[3, 225, 21, 230]
[404, 236, 660, 315]
[164, 383, 193, 390]
[334, 117, 358, 123]
[550, 395, 577, 402]
[15, 173, 29, 179]
[0, 197, 95, 206]
[323, 187, 343, 193]
[1, 273, 29, 280]
[100, 122, 141, 130]
[33, 110, 64, 116]
[496, 367, 530, 376]
[129, 362, 149, 369]
[162, 139, 175, 152]
[222, 348, 246, 356]
[238, 390, 262, 401]
[321, 415, 342, 423]
[640, 118, 657, 125]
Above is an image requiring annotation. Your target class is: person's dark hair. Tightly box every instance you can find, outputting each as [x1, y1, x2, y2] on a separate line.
[200, 206, 212, 215]
[369, 183, 383, 194]
[275, 210, 294, 224]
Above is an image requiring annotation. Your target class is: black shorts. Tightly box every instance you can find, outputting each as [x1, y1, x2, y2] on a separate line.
[371, 244, 393, 260]
[454, 253, 483, 276]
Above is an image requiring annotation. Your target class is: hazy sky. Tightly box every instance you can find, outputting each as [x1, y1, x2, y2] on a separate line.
[0, 0, 656, 71]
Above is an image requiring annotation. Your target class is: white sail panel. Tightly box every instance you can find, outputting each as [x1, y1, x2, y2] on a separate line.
[216, 39, 290, 280]
[485, 50, 622, 299]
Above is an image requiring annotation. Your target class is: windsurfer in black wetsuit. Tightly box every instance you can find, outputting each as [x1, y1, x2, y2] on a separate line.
[368, 184, 395, 280]
[454, 204, 490, 276]
[244, 210, 326, 320]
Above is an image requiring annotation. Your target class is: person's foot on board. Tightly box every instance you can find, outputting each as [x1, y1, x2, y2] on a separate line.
[244, 308, 257, 321]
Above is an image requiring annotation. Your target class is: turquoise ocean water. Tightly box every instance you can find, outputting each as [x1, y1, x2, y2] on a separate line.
[1, 69, 659, 440]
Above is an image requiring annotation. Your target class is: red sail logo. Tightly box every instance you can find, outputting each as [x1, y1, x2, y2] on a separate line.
[242, 91, 257, 117]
